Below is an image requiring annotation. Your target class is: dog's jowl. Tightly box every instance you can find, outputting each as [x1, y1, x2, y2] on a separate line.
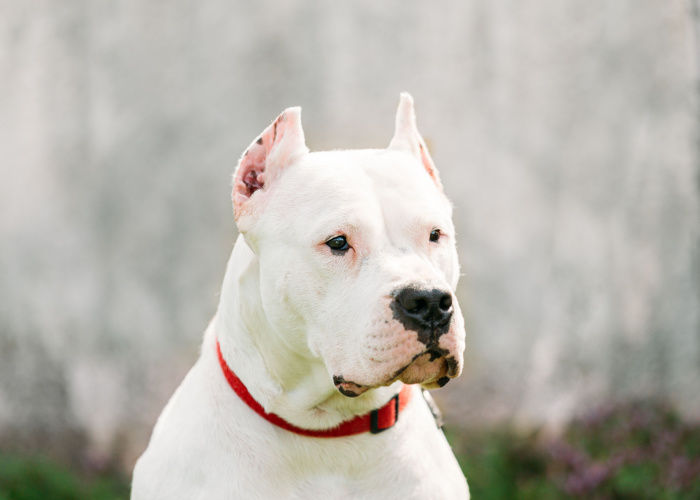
[131, 93, 469, 499]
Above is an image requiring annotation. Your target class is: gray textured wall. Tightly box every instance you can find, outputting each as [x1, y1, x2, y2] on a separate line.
[2, 0, 699, 469]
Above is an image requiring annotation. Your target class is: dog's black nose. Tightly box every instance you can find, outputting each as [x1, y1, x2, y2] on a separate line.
[391, 288, 453, 342]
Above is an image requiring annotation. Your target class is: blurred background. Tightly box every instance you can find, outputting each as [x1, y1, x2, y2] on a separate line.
[2, 0, 700, 497]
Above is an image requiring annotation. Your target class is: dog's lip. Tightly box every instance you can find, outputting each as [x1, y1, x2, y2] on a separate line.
[381, 347, 457, 387]
[334, 348, 458, 395]
[333, 375, 370, 397]
[392, 347, 450, 376]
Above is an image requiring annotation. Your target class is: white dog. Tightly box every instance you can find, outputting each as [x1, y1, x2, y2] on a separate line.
[131, 93, 469, 499]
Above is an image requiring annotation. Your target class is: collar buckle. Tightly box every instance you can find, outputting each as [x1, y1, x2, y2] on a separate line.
[370, 393, 401, 434]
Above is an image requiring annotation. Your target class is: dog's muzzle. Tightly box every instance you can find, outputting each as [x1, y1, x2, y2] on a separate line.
[333, 286, 460, 397]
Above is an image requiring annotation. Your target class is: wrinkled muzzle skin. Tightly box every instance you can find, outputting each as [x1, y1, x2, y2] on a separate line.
[233, 94, 466, 399]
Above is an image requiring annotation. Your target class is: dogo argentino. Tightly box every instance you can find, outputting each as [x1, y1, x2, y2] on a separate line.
[132, 93, 469, 499]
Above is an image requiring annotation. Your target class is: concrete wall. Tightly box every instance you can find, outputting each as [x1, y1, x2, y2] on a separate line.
[1, 0, 698, 468]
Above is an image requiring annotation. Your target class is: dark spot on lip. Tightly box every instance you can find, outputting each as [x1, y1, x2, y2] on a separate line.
[337, 386, 360, 398]
[273, 121, 278, 141]
[256, 137, 263, 145]
[244, 149, 249, 156]
[427, 348, 444, 362]
[333, 375, 365, 398]
[437, 376, 450, 387]
[333, 375, 365, 388]
[445, 356, 458, 377]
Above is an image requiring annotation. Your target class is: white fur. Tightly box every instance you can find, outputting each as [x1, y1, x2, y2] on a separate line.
[132, 95, 469, 499]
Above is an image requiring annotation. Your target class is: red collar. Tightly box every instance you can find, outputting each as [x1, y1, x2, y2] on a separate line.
[216, 339, 413, 437]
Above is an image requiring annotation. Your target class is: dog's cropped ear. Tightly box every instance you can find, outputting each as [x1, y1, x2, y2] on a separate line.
[388, 93, 442, 191]
[233, 107, 309, 228]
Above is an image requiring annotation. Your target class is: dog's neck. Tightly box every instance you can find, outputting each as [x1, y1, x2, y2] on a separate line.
[215, 235, 402, 430]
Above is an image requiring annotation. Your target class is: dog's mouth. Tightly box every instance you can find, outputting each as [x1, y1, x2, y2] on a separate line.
[333, 348, 458, 397]
[390, 348, 459, 388]
[332, 375, 370, 398]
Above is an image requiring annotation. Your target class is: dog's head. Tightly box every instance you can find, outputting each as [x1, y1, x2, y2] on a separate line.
[232, 93, 465, 396]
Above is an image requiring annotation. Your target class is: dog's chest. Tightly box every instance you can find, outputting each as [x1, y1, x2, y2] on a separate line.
[202, 434, 466, 500]
[213, 396, 467, 499]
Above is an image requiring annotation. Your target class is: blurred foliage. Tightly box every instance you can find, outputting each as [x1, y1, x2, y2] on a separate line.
[2, 400, 699, 499]
[0, 454, 128, 500]
[447, 400, 700, 500]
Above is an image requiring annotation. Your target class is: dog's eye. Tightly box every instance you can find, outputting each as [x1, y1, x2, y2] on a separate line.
[326, 236, 350, 252]
[429, 229, 441, 243]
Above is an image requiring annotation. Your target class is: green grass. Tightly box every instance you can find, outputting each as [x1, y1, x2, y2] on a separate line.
[0, 454, 128, 500]
[2, 400, 699, 499]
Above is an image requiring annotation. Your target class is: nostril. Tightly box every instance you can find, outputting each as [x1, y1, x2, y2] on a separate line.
[439, 294, 452, 311]
[411, 298, 428, 313]
[398, 291, 427, 314]
[395, 288, 452, 317]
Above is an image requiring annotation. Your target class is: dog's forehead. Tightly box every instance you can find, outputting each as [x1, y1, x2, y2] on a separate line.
[257, 149, 453, 243]
[291, 149, 446, 204]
